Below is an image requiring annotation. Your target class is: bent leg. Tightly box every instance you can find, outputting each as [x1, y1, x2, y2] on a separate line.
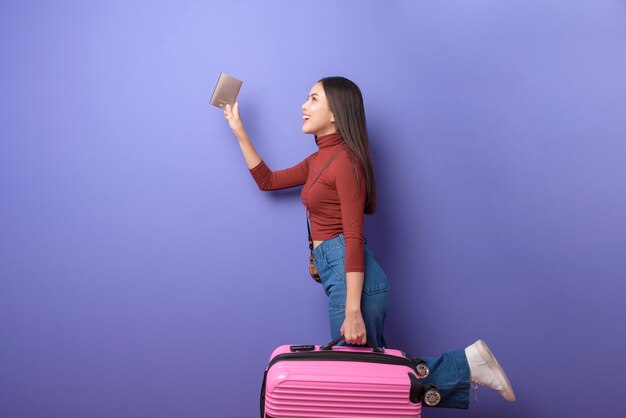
[419, 350, 471, 409]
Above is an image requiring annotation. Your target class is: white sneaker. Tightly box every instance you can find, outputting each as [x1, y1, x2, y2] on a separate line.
[465, 339, 516, 402]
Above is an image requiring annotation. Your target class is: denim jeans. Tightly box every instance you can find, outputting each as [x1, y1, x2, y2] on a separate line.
[312, 234, 471, 409]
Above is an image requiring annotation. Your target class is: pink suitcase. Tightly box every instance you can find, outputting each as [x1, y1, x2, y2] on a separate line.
[260, 338, 440, 418]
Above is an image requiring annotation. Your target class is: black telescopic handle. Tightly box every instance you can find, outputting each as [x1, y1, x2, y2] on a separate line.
[320, 336, 384, 353]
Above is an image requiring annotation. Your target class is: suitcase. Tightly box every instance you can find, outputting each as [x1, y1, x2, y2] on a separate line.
[260, 337, 440, 418]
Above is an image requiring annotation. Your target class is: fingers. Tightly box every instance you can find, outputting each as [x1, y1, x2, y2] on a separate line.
[343, 332, 367, 345]
[341, 316, 367, 345]
[344, 336, 366, 345]
[223, 103, 239, 120]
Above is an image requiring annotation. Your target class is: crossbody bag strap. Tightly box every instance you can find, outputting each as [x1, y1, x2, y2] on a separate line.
[306, 149, 346, 252]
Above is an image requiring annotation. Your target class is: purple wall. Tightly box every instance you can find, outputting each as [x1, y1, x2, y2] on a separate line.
[1, 1, 625, 417]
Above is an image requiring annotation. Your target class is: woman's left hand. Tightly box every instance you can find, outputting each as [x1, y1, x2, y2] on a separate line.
[341, 310, 367, 345]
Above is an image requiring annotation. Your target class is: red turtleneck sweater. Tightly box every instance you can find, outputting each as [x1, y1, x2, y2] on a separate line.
[249, 133, 366, 272]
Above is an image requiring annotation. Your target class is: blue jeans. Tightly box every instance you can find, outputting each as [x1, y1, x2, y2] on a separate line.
[312, 234, 471, 409]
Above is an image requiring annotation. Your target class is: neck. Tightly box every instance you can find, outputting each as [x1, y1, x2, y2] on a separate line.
[315, 132, 343, 149]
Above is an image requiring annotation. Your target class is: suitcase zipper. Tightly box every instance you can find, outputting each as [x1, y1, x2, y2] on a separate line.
[267, 350, 418, 370]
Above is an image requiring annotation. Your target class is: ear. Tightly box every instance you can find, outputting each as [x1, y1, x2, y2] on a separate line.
[331, 113, 335, 123]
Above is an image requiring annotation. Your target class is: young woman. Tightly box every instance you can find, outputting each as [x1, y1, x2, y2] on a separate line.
[223, 76, 516, 409]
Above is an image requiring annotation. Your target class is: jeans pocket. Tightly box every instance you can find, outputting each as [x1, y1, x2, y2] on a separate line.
[318, 251, 347, 308]
[324, 246, 344, 266]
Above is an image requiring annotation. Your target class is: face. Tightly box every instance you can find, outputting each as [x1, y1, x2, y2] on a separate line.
[301, 82, 336, 136]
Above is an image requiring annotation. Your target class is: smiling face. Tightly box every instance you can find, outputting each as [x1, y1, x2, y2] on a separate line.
[301, 82, 336, 136]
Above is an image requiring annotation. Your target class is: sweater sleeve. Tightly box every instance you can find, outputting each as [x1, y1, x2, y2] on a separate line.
[334, 156, 366, 273]
[249, 156, 311, 191]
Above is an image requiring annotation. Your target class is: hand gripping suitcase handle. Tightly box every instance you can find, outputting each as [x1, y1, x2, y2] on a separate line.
[320, 336, 384, 353]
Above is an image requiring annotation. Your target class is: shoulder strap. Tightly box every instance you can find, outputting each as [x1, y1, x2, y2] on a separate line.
[306, 149, 346, 251]
[310, 149, 345, 189]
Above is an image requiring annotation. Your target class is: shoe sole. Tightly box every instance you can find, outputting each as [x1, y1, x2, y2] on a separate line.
[475, 340, 516, 402]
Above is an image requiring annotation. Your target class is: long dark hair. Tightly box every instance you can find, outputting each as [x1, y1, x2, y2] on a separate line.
[319, 76, 377, 214]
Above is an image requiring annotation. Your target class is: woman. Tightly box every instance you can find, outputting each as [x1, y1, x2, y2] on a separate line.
[223, 76, 515, 409]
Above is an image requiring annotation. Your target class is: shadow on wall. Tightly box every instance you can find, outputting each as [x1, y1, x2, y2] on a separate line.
[364, 123, 425, 350]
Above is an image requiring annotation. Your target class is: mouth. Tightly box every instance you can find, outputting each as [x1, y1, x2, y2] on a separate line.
[302, 114, 311, 124]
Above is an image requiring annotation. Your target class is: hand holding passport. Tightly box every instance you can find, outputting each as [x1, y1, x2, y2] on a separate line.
[210, 72, 243, 109]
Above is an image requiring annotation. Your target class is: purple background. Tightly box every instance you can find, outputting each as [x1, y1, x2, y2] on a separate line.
[1, 1, 625, 417]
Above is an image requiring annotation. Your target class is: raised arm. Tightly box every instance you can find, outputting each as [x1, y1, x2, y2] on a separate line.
[224, 102, 262, 169]
[224, 102, 310, 190]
